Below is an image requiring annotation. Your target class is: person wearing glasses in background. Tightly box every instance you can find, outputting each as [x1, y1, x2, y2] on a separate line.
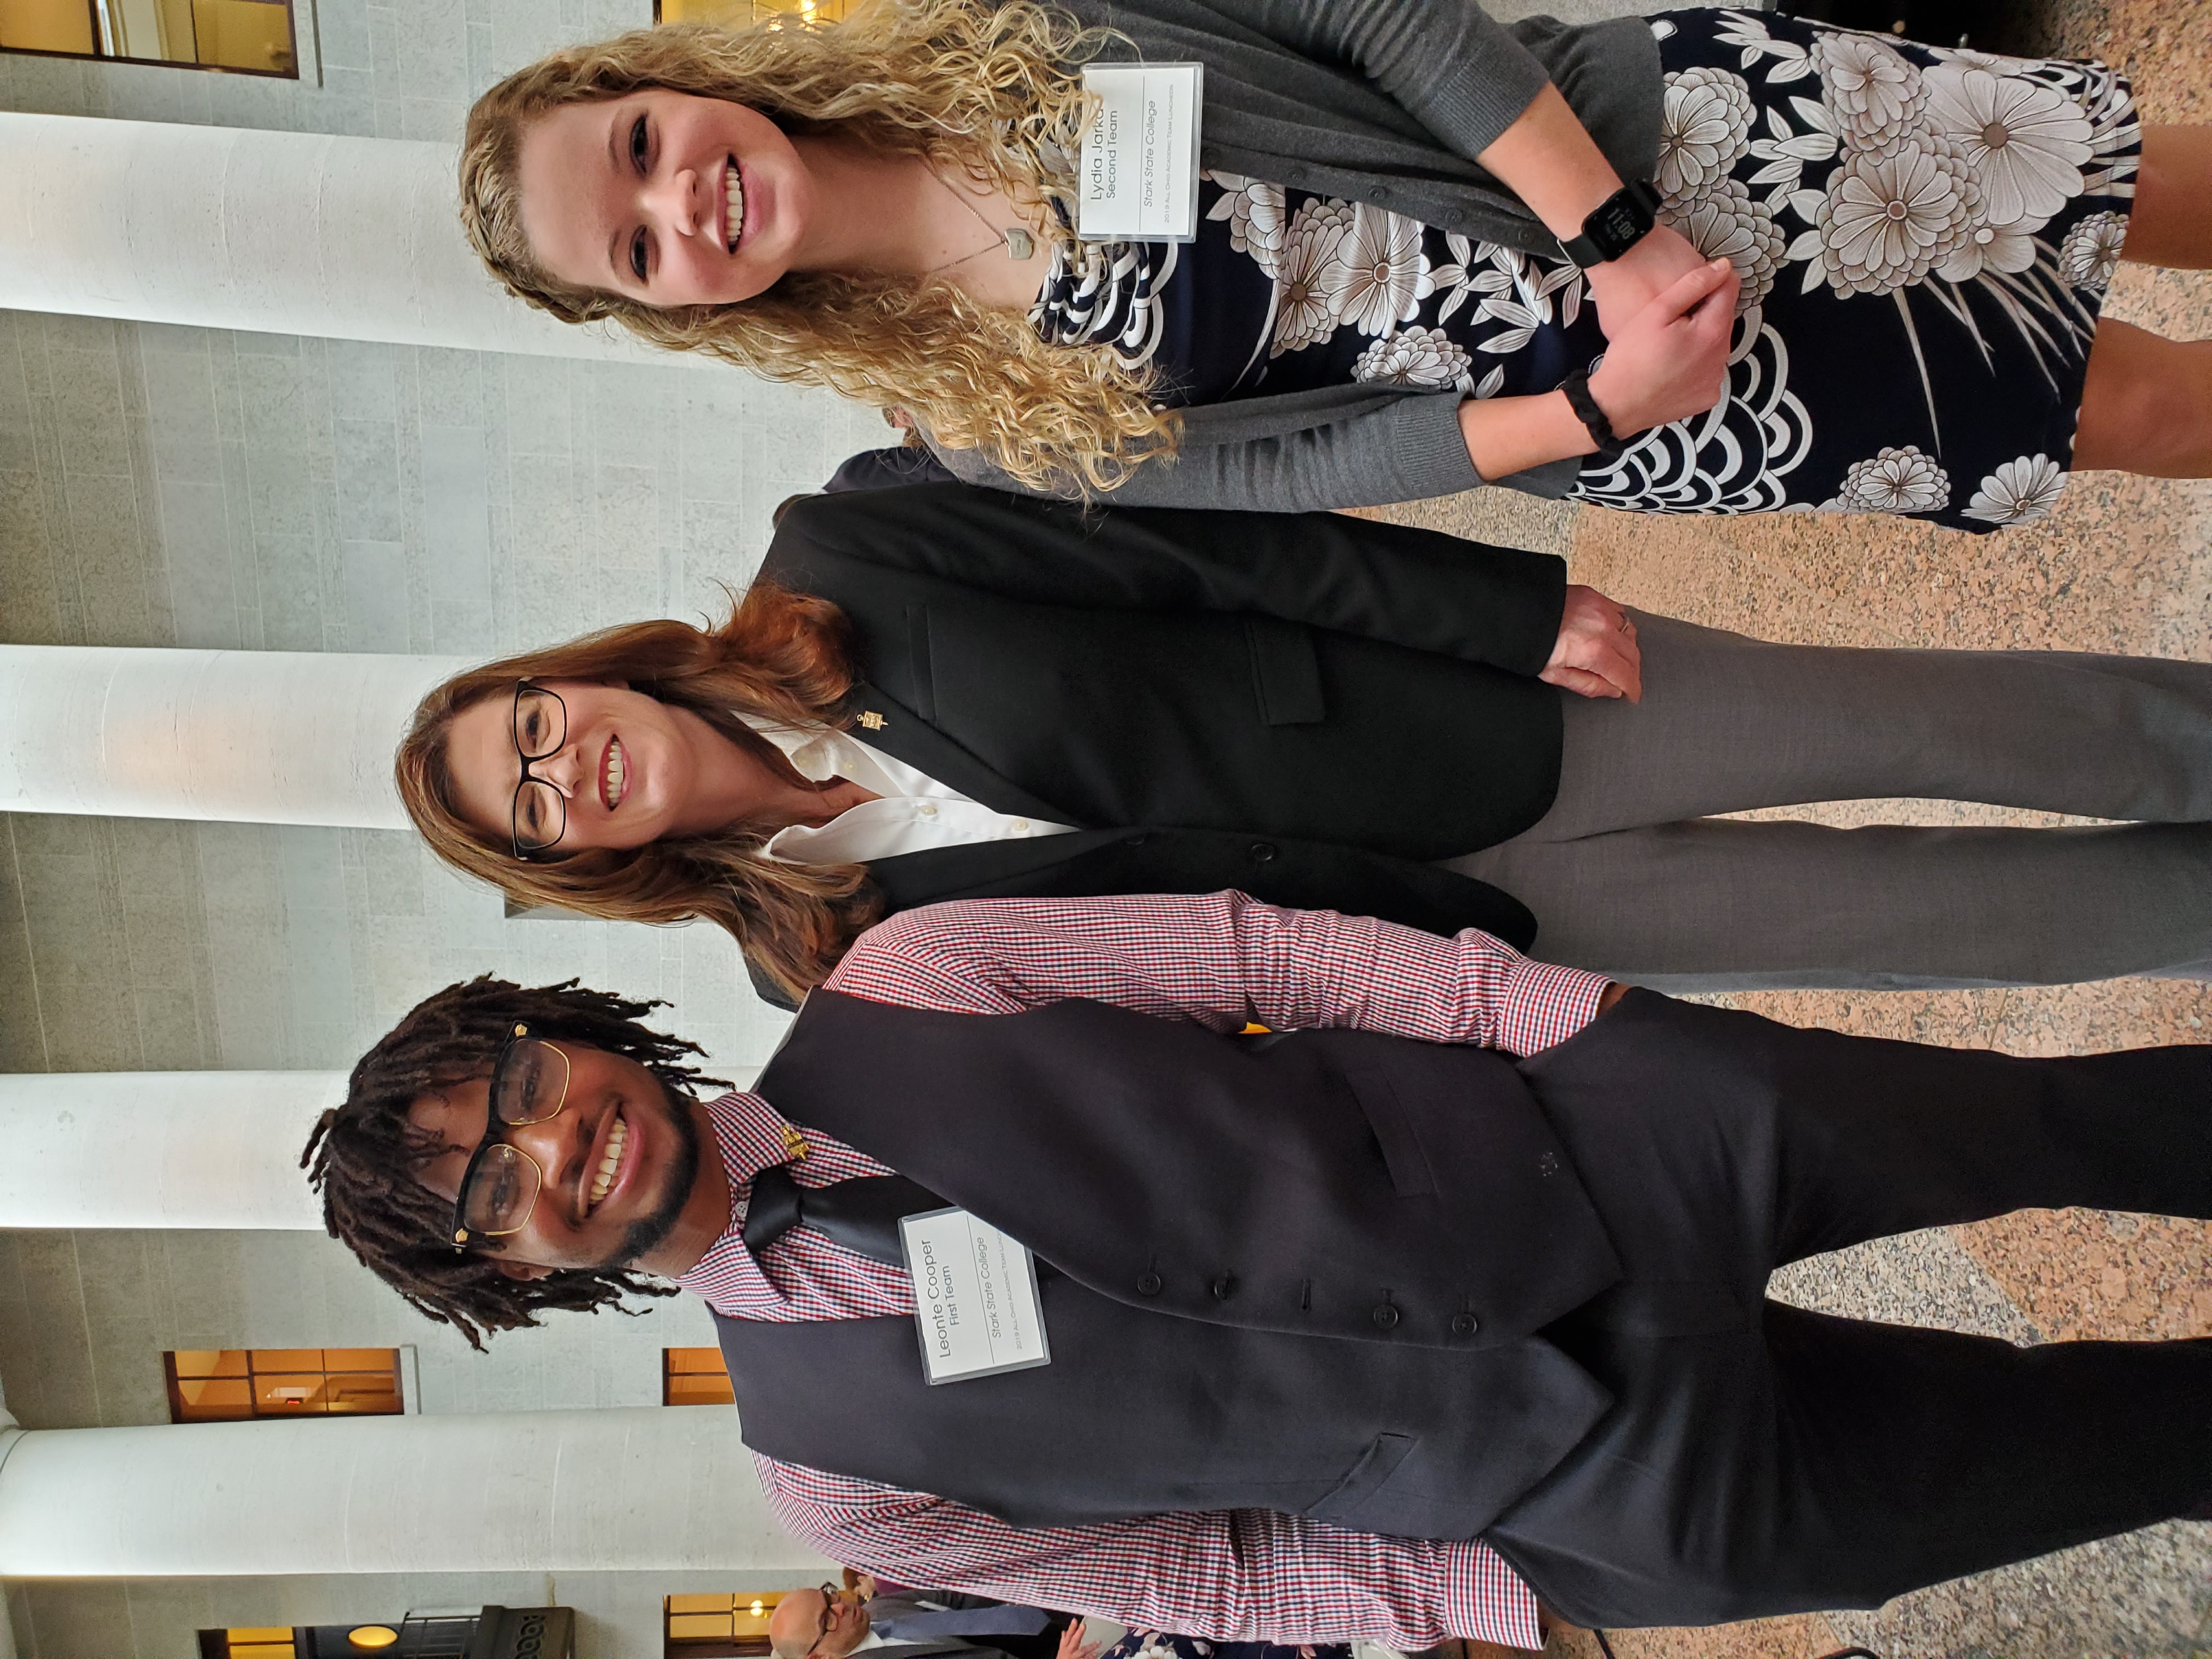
[768, 1575, 1085, 1659]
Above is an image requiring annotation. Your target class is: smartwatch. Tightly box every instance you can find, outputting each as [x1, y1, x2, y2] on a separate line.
[1560, 179, 1662, 268]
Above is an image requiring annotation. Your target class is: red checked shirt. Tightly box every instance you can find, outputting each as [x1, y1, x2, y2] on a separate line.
[678, 891, 1612, 1650]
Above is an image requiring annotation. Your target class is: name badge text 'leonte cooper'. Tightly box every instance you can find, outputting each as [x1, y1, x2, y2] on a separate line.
[1076, 62, 1205, 241]
[900, 1206, 1053, 1384]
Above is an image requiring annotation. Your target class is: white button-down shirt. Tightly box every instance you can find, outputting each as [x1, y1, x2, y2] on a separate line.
[746, 720, 1077, 866]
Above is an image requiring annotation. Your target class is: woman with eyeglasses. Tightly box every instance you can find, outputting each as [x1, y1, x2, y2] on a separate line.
[396, 486, 2212, 1007]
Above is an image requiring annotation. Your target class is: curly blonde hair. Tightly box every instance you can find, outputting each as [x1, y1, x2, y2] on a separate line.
[459, 1, 1178, 493]
[396, 584, 882, 1003]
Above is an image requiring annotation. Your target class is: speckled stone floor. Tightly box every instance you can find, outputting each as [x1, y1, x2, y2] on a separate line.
[1370, 0, 2212, 1650]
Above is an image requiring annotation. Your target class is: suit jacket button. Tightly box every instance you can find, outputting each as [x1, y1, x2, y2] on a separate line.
[1135, 1271, 1164, 1296]
[1210, 1274, 1236, 1300]
[1372, 185, 1392, 200]
[1123, 833, 1152, 848]
[1249, 842, 1278, 863]
[1371, 1302, 1400, 1330]
[1451, 1312, 1479, 1336]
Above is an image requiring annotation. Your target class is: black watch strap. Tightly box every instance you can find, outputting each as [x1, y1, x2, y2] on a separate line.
[1560, 370, 1627, 464]
[1561, 179, 1662, 267]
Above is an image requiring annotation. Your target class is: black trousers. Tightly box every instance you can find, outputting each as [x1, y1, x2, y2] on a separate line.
[1483, 990, 2212, 1629]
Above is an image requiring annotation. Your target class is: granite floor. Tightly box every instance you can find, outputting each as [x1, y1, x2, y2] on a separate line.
[1371, 0, 2212, 1649]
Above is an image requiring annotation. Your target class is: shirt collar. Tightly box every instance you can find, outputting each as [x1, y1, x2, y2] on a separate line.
[695, 1091, 802, 1231]
[742, 713, 852, 786]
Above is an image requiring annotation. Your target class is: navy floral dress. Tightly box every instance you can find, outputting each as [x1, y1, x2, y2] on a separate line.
[1029, 10, 2141, 532]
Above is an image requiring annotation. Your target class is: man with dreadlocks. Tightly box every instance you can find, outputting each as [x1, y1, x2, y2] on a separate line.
[309, 891, 2212, 1647]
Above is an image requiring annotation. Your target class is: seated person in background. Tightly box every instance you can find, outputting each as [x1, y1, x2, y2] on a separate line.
[308, 891, 2212, 1644]
[400, 486, 2212, 1003]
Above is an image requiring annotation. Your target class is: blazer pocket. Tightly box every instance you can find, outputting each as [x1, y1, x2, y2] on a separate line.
[1305, 1432, 1420, 1527]
[1243, 616, 1325, 726]
[904, 604, 938, 721]
[1346, 1070, 1440, 1197]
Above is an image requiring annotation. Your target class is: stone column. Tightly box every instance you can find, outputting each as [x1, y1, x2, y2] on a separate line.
[0, 112, 690, 363]
[0, 1071, 339, 1229]
[0, 1064, 762, 1228]
[0, 1407, 833, 1579]
[0, 645, 470, 828]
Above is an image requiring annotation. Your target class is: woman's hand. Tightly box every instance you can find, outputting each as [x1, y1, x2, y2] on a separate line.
[1453, 259, 1734, 481]
[1586, 260, 1739, 437]
[1581, 223, 1713, 337]
[1541, 584, 1642, 701]
[1056, 1623, 1102, 1659]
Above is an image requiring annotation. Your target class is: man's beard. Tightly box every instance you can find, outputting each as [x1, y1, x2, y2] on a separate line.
[612, 1080, 703, 1268]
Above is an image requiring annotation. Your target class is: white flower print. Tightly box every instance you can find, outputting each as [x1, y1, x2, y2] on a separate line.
[1710, 10, 1817, 84]
[1965, 453, 2067, 523]
[1837, 444, 1951, 513]
[1807, 137, 1976, 296]
[1030, 239, 1177, 368]
[1432, 236, 1585, 335]
[1922, 66, 2091, 227]
[1946, 47, 2038, 73]
[1269, 197, 1355, 356]
[1745, 95, 1840, 208]
[1327, 204, 1435, 337]
[1353, 325, 1475, 391]
[1203, 171, 1288, 278]
[1814, 31, 1926, 154]
[1664, 176, 1788, 315]
[1657, 66, 1757, 203]
[2072, 62, 2141, 193]
[1934, 214, 2040, 280]
[1429, 235, 1519, 325]
[2057, 210, 2128, 290]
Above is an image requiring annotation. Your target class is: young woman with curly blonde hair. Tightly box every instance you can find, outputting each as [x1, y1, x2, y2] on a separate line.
[460, 0, 2212, 529]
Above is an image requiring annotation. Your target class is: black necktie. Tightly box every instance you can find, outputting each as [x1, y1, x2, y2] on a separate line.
[741, 1163, 948, 1267]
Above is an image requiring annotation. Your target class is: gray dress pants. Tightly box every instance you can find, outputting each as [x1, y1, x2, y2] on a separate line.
[1446, 613, 2212, 991]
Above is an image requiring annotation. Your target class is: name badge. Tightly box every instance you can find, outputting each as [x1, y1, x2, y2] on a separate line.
[900, 1206, 1053, 1384]
[1075, 62, 1205, 242]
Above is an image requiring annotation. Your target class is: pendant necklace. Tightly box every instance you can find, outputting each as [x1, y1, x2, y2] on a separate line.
[922, 168, 1038, 276]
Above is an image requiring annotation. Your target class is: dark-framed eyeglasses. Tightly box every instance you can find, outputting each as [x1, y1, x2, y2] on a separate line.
[509, 680, 569, 860]
[449, 1022, 575, 1251]
[805, 1584, 844, 1657]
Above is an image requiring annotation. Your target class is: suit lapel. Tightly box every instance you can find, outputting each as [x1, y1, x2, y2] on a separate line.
[844, 680, 1074, 826]
[864, 830, 1129, 913]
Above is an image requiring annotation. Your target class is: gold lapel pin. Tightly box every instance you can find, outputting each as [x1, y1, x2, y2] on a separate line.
[857, 710, 887, 731]
[780, 1124, 811, 1161]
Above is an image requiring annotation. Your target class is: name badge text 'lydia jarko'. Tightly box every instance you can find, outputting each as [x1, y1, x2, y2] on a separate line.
[900, 1206, 1053, 1384]
[1076, 62, 1204, 241]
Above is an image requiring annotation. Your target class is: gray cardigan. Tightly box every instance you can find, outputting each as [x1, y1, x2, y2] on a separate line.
[929, 0, 1664, 510]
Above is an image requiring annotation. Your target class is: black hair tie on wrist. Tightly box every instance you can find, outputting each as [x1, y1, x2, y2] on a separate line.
[1561, 370, 1629, 464]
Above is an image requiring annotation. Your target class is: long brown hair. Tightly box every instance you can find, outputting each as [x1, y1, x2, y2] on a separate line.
[458, 1, 1178, 493]
[396, 583, 878, 1000]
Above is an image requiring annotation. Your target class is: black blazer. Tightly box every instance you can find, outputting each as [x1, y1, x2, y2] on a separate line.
[751, 486, 1569, 1000]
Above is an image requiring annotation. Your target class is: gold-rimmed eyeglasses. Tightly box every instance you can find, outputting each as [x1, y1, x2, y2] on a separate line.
[449, 1023, 574, 1250]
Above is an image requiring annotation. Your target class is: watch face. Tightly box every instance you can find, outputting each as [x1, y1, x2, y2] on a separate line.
[1596, 202, 1640, 249]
